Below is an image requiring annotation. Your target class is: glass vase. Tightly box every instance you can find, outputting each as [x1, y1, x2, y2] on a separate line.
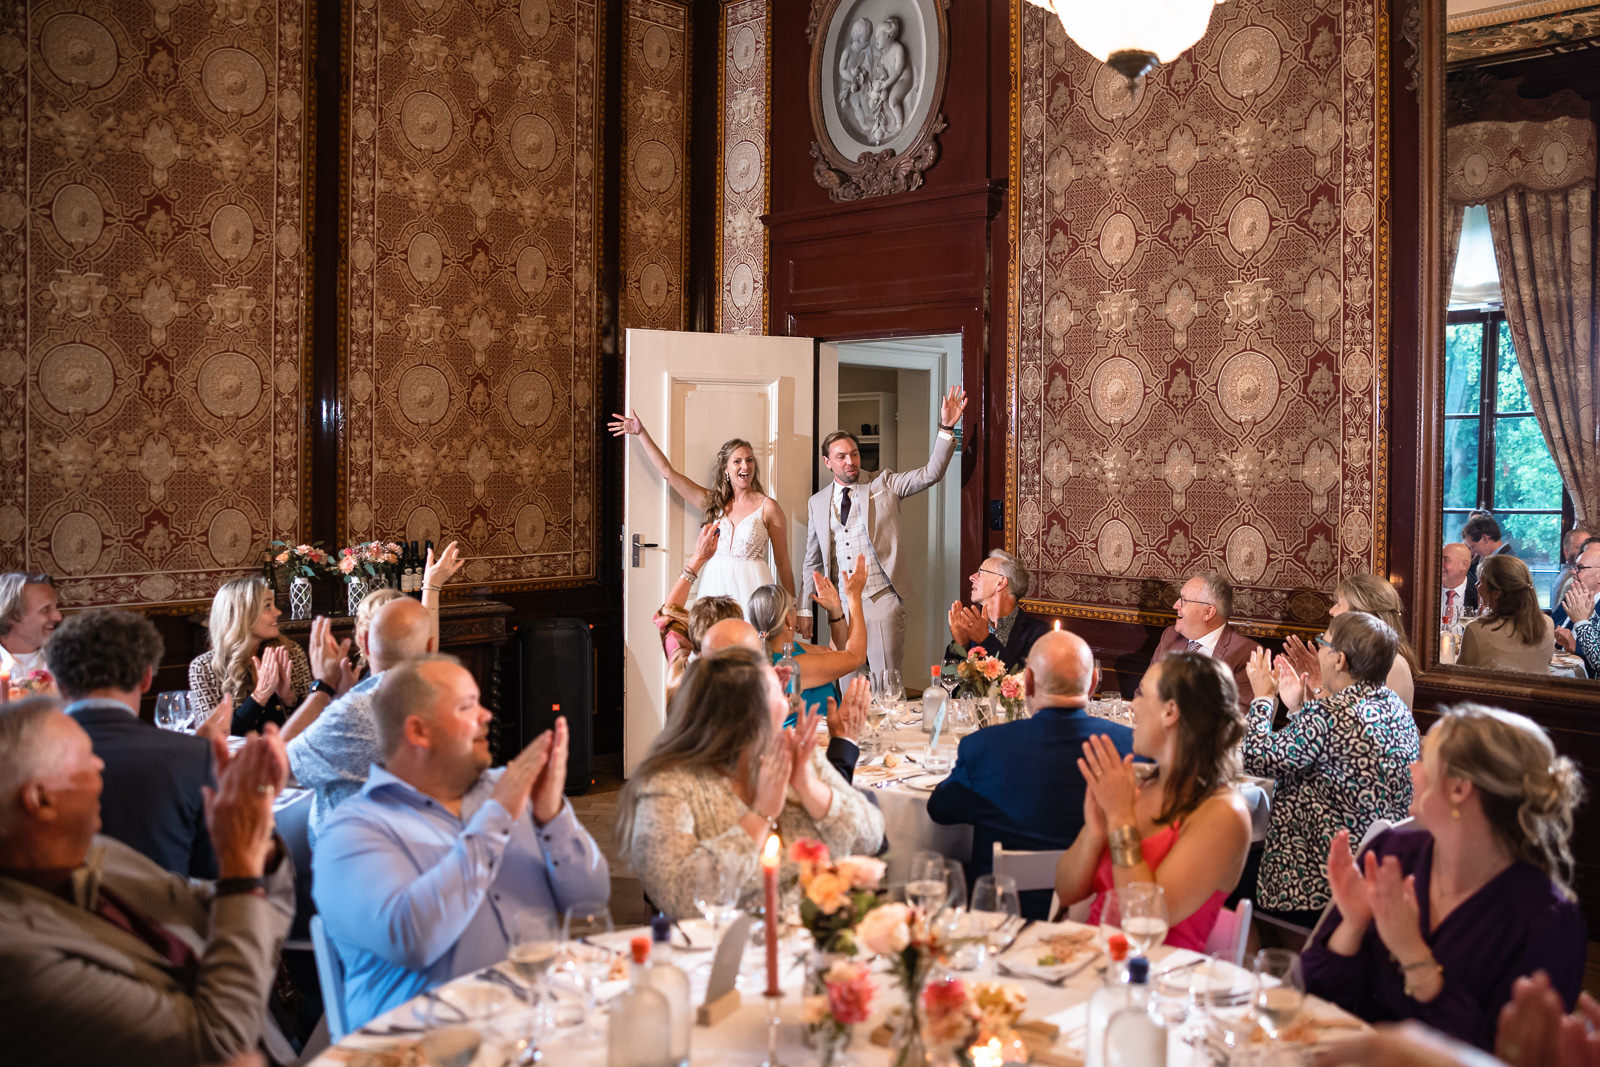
[346, 575, 378, 616]
[890, 1001, 930, 1067]
[290, 577, 313, 620]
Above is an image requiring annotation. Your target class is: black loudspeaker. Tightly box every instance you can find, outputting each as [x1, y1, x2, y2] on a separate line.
[518, 617, 594, 795]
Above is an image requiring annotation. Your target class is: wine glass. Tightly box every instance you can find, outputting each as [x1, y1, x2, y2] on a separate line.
[906, 852, 949, 916]
[883, 668, 905, 704]
[561, 902, 615, 1042]
[690, 852, 739, 965]
[509, 910, 559, 1058]
[154, 691, 193, 732]
[1115, 882, 1169, 957]
[1252, 948, 1306, 1041]
[971, 873, 1021, 974]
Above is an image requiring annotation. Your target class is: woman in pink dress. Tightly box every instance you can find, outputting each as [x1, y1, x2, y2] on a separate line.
[1053, 651, 1254, 951]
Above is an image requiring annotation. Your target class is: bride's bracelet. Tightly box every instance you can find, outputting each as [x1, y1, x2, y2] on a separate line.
[680, 566, 699, 582]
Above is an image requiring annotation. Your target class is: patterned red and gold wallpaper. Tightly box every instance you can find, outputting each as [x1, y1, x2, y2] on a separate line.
[717, 0, 768, 335]
[621, 0, 689, 332]
[344, 0, 600, 588]
[0, 0, 308, 606]
[1010, 1, 1389, 628]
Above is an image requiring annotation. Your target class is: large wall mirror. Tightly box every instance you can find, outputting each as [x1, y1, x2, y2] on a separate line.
[1418, 0, 1600, 709]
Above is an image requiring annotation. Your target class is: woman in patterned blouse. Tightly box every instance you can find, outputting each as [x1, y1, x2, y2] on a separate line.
[1243, 611, 1420, 929]
[616, 646, 884, 919]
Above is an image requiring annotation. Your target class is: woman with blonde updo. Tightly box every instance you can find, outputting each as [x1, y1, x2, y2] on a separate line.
[1458, 555, 1556, 674]
[1303, 703, 1586, 1050]
[189, 576, 311, 734]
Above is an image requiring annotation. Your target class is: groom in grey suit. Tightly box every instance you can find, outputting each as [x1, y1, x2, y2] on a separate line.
[800, 386, 967, 675]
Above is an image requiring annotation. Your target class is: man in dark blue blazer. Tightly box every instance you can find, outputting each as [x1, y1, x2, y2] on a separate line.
[45, 608, 219, 878]
[928, 628, 1133, 917]
[946, 549, 1053, 671]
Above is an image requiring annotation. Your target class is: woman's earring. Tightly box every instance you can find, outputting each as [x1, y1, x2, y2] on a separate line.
[1450, 807, 1461, 819]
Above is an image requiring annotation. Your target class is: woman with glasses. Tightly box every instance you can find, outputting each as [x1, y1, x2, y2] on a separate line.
[1241, 611, 1420, 931]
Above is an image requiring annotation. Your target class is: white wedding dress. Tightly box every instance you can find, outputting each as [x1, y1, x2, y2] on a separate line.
[694, 509, 774, 611]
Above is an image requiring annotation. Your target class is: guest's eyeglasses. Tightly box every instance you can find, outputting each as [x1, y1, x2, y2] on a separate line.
[1574, 564, 1600, 573]
[1314, 634, 1335, 650]
[974, 567, 1005, 580]
[1176, 595, 1214, 608]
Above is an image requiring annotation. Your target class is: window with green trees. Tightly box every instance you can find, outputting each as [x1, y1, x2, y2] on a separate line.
[1442, 309, 1570, 608]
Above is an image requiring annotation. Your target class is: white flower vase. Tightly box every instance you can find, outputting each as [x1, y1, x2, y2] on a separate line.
[346, 575, 378, 616]
[290, 577, 313, 620]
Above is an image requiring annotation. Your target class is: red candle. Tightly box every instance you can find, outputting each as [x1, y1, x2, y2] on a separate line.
[762, 831, 782, 997]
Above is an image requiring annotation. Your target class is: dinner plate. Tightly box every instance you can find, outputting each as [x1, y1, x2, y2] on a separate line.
[997, 922, 1100, 981]
[898, 773, 948, 791]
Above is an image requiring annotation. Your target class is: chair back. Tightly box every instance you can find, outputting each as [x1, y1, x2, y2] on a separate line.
[309, 915, 349, 1042]
[992, 842, 1065, 920]
[1203, 898, 1253, 966]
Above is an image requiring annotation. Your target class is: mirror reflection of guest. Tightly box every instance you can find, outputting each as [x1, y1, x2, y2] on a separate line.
[1555, 539, 1600, 674]
[1441, 542, 1477, 618]
[1550, 527, 1595, 616]
[1457, 556, 1554, 675]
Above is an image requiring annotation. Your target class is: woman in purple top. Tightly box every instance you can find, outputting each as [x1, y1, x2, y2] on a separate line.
[1303, 702, 1586, 1050]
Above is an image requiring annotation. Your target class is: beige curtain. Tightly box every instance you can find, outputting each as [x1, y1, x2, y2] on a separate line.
[1442, 204, 1464, 308]
[1447, 117, 1600, 523]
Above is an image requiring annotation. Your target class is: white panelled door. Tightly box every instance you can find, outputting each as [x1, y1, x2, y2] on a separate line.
[621, 329, 834, 775]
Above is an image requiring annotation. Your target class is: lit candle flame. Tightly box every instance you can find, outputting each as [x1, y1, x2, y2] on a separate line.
[761, 831, 782, 870]
[969, 1036, 1005, 1067]
[1053, 618, 1062, 631]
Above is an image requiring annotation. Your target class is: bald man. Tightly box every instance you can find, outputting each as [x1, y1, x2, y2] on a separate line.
[700, 617, 762, 655]
[287, 597, 437, 842]
[1441, 542, 1477, 616]
[926, 630, 1133, 917]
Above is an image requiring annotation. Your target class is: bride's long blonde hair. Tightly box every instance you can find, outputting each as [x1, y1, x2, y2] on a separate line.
[702, 438, 764, 523]
[206, 576, 280, 704]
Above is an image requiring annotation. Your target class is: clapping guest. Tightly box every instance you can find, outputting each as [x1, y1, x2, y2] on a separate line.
[1282, 574, 1418, 707]
[1053, 652, 1253, 950]
[1555, 539, 1600, 669]
[1458, 556, 1555, 674]
[45, 610, 219, 878]
[748, 556, 868, 722]
[1302, 704, 1585, 1050]
[1242, 612, 1419, 929]
[1147, 572, 1262, 711]
[350, 540, 461, 680]
[1550, 528, 1596, 620]
[190, 577, 312, 734]
[0, 697, 295, 1066]
[313, 657, 609, 1029]
[946, 550, 1051, 667]
[287, 597, 436, 843]
[0, 572, 62, 683]
[617, 648, 884, 919]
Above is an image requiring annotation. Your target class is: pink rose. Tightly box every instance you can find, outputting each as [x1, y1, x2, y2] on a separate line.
[921, 976, 978, 1046]
[790, 838, 831, 870]
[296, 544, 313, 555]
[824, 960, 876, 1025]
[339, 556, 357, 575]
[982, 657, 1005, 680]
[834, 856, 886, 890]
[856, 902, 912, 955]
[999, 675, 1022, 700]
[967, 647, 987, 661]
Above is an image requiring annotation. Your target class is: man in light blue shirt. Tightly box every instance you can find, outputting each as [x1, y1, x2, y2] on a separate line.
[313, 655, 609, 1028]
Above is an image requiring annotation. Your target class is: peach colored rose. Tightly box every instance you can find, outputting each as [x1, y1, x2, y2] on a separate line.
[339, 556, 357, 575]
[802, 994, 831, 1025]
[834, 856, 886, 890]
[274, 551, 290, 564]
[804, 870, 852, 915]
[981, 657, 1005, 680]
[968, 647, 988, 661]
[857, 902, 912, 955]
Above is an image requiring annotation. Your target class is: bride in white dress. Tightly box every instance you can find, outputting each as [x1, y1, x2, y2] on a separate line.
[609, 410, 796, 609]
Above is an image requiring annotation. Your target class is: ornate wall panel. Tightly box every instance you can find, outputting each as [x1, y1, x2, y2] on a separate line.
[346, 0, 599, 587]
[0, 0, 307, 606]
[621, 0, 689, 330]
[1009, 1, 1389, 628]
[717, 0, 768, 333]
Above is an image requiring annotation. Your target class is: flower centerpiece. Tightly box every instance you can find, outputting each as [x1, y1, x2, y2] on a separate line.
[793, 840, 887, 1064]
[921, 977, 1028, 1067]
[954, 647, 1007, 698]
[339, 540, 401, 615]
[857, 902, 946, 1066]
[3, 666, 55, 700]
[266, 542, 333, 619]
[993, 672, 1027, 724]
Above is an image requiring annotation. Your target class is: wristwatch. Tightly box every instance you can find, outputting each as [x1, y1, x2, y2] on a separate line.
[215, 876, 267, 896]
[309, 679, 337, 698]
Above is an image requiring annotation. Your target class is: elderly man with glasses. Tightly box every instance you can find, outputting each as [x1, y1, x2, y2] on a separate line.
[1147, 572, 1262, 712]
[946, 549, 1053, 669]
[1555, 539, 1600, 676]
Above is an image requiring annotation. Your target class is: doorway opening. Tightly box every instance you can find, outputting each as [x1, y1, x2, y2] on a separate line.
[831, 334, 963, 680]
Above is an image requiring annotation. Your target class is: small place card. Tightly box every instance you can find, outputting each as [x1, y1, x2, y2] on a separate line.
[696, 913, 753, 1026]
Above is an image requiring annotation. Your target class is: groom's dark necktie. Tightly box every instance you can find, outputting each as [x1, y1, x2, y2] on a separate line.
[839, 487, 852, 528]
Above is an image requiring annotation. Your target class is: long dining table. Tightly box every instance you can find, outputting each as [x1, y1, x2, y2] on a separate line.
[306, 915, 1366, 1067]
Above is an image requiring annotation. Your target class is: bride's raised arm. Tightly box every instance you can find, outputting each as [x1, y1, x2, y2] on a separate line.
[609, 409, 711, 509]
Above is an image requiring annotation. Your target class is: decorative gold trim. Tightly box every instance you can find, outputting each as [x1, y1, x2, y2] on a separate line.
[1447, 0, 1592, 31]
[299, 0, 317, 546]
[1374, 0, 1392, 586]
[1005, 0, 1021, 561]
[714, 4, 728, 332]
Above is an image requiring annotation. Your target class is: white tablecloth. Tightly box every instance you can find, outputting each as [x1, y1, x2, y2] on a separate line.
[308, 919, 1364, 1067]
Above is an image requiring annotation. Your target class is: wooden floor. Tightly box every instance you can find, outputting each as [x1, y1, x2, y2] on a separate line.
[573, 753, 1600, 999]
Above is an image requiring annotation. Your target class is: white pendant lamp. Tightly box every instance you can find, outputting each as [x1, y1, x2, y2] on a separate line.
[1023, 0, 1227, 92]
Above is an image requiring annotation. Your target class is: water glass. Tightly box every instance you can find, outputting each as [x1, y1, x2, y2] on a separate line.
[154, 691, 195, 732]
[1115, 882, 1169, 957]
[906, 852, 949, 916]
[690, 852, 740, 971]
[1252, 948, 1305, 1041]
[509, 910, 559, 1050]
[971, 873, 1020, 973]
[882, 668, 904, 703]
[561, 902, 615, 1042]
